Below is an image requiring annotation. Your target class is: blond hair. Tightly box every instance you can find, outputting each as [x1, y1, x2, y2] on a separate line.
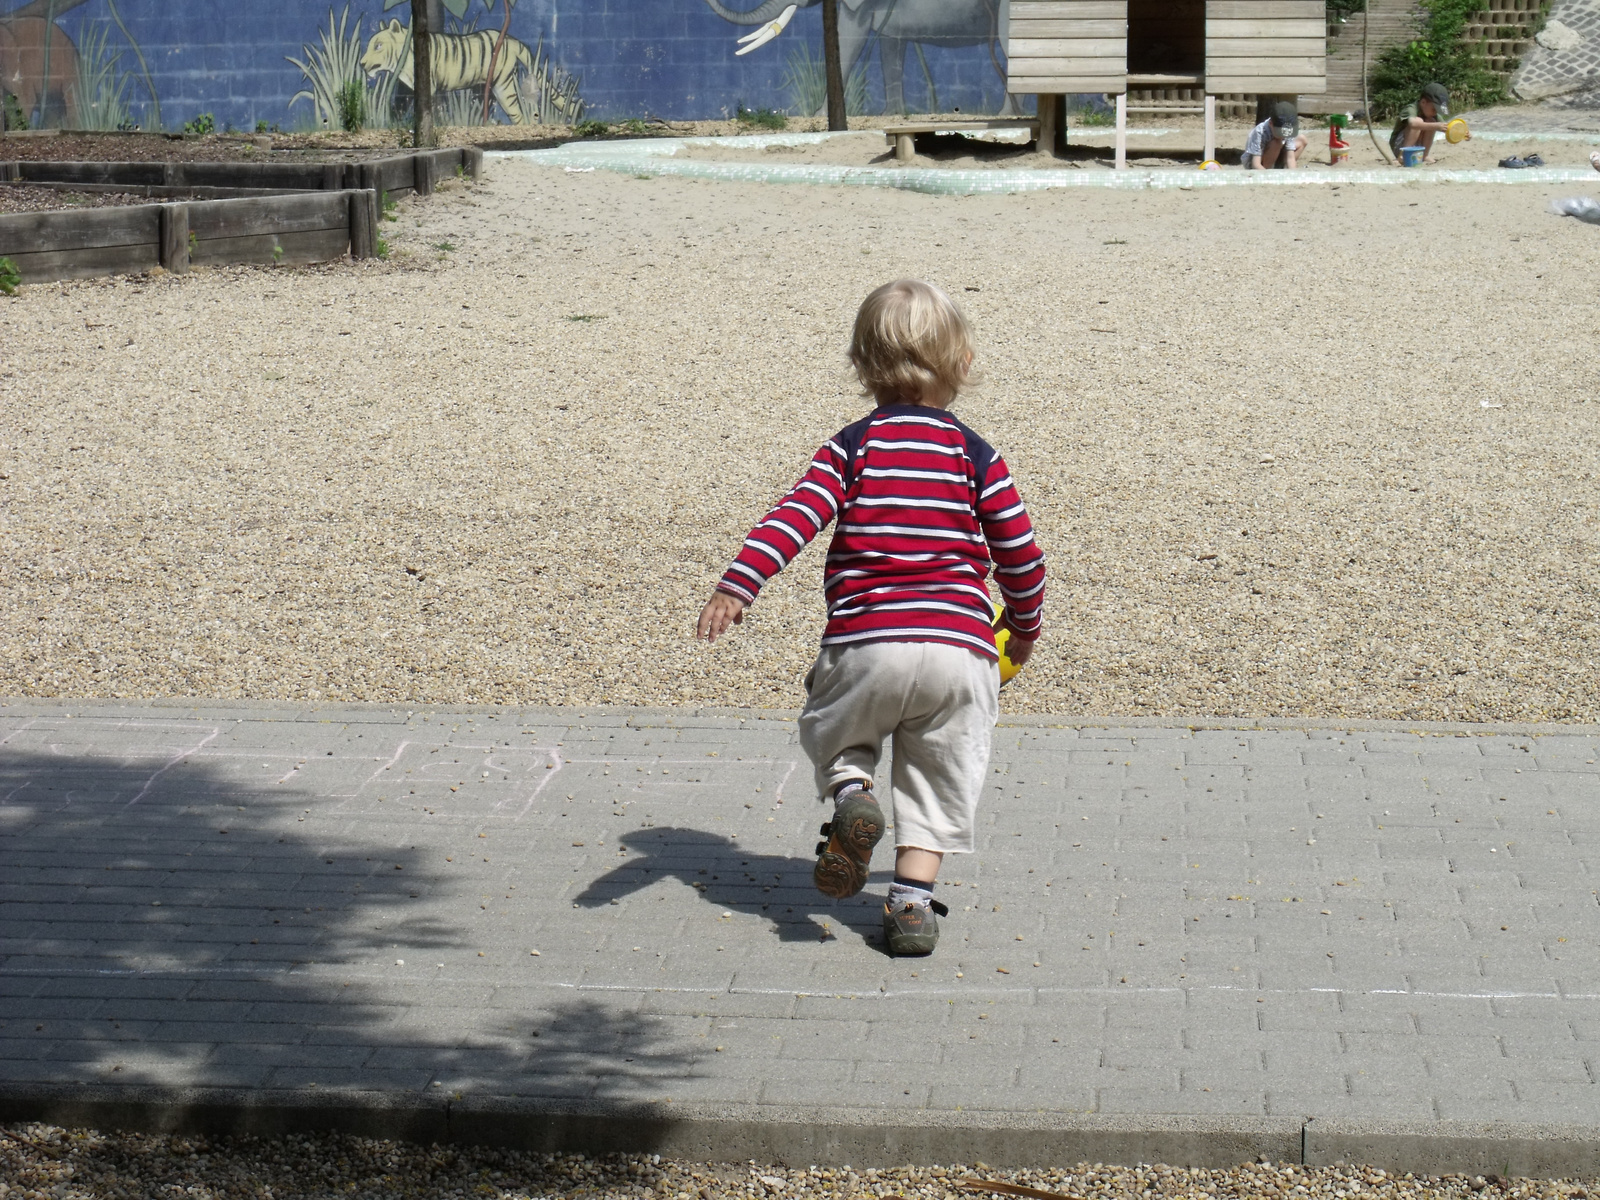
[848, 279, 975, 406]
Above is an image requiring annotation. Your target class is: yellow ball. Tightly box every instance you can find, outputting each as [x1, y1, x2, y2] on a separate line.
[992, 602, 1021, 685]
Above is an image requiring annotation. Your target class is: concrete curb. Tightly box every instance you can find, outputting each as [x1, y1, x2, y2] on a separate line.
[7, 1085, 1600, 1177]
[5, 696, 1600, 738]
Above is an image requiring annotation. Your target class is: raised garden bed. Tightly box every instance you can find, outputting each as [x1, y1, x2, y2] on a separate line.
[0, 145, 482, 284]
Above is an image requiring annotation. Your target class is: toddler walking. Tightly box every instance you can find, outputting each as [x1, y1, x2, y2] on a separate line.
[695, 279, 1046, 956]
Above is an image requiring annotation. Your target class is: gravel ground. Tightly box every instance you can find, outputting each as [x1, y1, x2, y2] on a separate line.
[1, 1124, 1592, 1200]
[4, 160, 1600, 721]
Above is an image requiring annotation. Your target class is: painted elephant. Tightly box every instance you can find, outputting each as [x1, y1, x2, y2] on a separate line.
[704, 0, 1015, 116]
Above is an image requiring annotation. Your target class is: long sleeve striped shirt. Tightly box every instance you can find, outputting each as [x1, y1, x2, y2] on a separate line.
[717, 404, 1045, 662]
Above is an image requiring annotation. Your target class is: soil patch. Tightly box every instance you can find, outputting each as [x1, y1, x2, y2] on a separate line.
[0, 184, 166, 214]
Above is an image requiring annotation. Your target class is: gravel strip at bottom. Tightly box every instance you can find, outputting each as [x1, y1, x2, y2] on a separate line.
[0, 1124, 1590, 1200]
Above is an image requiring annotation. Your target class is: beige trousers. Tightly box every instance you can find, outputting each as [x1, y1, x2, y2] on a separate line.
[797, 641, 999, 855]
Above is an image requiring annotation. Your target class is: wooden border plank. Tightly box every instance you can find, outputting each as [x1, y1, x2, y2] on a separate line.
[1, 242, 159, 281]
[190, 226, 350, 268]
[186, 193, 349, 240]
[0, 205, 160, 254]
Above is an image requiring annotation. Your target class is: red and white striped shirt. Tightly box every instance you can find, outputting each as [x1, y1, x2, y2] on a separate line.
[717, 404, 1045, 661]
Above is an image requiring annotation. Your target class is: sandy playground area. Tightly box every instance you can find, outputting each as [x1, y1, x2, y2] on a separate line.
[3, 154, 1600, 721]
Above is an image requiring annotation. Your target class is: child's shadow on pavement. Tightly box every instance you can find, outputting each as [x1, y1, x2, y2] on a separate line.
[573, 826, 889, 952]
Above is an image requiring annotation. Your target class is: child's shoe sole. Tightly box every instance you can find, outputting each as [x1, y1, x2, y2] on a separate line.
[812, 789, 884, 899]
[884, 899, 949, 956]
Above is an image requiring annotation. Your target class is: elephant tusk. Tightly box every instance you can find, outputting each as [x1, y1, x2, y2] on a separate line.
[735, 3, 796, 52]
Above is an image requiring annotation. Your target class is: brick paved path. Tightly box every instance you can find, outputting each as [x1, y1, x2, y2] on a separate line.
[4, 700, 1600, 1126]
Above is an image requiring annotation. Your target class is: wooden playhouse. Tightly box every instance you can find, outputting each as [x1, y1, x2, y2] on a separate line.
[1005, 0, 1327, 166]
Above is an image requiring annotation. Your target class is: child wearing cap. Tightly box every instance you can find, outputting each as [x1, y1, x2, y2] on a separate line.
[1241, 101, 1307, 169]
[1390, 82, 1451, 162]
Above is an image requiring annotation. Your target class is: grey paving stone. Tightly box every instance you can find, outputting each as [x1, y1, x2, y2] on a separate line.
[13, 701, 1600, 1126]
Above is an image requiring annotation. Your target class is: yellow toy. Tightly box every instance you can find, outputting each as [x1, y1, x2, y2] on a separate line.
[992, 601, 1021, 685]
[1446, 118, 1470, 144]
[1199, 159, 1220, 171]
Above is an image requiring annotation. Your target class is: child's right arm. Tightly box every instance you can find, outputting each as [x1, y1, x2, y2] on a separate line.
[694, 437, 851, 642]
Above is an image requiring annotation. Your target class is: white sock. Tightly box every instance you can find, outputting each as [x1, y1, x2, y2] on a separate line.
[887, 879, 934, 910]
[833, 779, 870, 805]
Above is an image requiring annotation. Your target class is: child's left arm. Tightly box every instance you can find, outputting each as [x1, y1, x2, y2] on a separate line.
[977, 454, 1046, 646]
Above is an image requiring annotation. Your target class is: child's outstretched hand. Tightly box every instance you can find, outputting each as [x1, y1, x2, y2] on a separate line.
[697, 591, 747, 643]
[1007, 635, 1037, 667]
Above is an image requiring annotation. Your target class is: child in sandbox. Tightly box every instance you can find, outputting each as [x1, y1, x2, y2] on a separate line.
[1241, 101, 1308, 169]
[695, 279, 1046, 957]
[1390, 82, 1452, 162]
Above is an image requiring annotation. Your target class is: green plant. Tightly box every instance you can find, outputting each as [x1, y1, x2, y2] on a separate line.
[375, 234, 390, 259]
[573, 118, 609, 137]
[781, 41, 868, 118]
[188, 230, 198, 253]
[381, 190, 398, 221]
[1, 92, 25, 132]
[0, 257, 21, 296]
[736, 104, 788, 130]
[620, 117, 649, 134]
[182, 112, 215, 135]
[433, 241, 456, 251]
[1070, 104, 1114, 126]
[272, 241, 285, 264]
[287, 5, 367, 130]
[70, 22, 134, 131]
[336, 77, 366, 131]
[1369, 0, 1510, 118]
[1327, 0, 1365, 19]
[564, 313, 605, 322]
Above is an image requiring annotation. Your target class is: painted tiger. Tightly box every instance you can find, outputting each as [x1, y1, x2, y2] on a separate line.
[361, 19, 546, 124]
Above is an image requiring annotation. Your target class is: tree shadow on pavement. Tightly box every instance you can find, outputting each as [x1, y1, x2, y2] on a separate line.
[571, 826, 890, 951]
[0, 742, 700, 1110]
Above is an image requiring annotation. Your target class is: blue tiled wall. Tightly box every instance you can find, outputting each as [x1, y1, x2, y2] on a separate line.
[2, 0, 1016, 127]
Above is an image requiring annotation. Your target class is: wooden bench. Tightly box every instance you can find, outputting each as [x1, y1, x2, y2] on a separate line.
[882, 118, 1042, 163]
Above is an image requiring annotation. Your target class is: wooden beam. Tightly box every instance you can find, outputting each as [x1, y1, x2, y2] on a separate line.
[1007, 17, 1126, 35]
[159, 203, 189, 274]
[1206, 37, 1325, 55]
[1009, 0, 1124, 16]
[1010, 74, 1127, 92]
[1009, 37, 1127, 56]
[1206, 17, 1324, 36]
[1207, 74, 1327, 91]
[1205, 0, 1320, 16]
[349, 189, 376, 260]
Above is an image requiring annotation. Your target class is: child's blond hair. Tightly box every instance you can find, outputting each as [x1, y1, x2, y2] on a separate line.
[848, 279, 974, 405]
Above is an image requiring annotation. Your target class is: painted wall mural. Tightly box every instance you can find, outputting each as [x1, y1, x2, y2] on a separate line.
[0, 0, 1017, 128]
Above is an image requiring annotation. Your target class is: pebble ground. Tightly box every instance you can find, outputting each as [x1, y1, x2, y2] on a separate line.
[8, 160, 1600, 721]
[2, 1124, 1591, 1200]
